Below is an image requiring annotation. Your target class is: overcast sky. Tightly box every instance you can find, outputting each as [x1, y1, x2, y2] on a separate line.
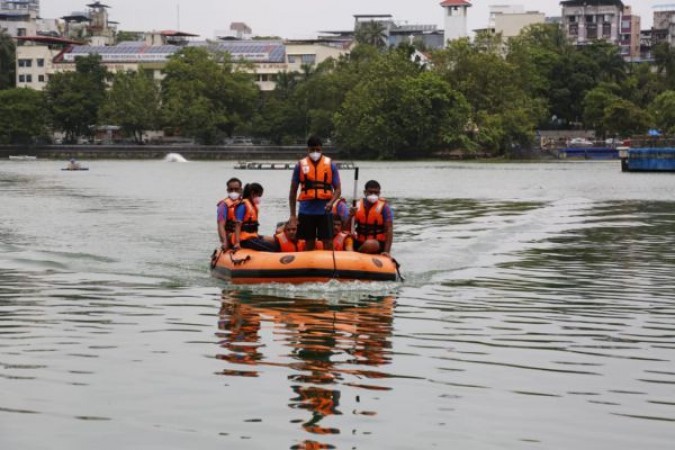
[42, 1, 662, 40]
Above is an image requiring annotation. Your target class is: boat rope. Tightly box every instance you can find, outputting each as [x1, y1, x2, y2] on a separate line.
[391, 257, 405, 282]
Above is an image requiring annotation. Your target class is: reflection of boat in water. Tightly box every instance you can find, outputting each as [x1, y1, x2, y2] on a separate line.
[61, 166, 89, 171]
[8, 155, 37, 161]
[210, 248, 400, 284]
[217, 291, 395, 444]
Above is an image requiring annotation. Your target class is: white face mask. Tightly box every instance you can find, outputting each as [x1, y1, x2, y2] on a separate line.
[228, 191, 240, 200]
[366, 194, 379, 204]
[309, 151, 321, 162]
[253, 196, 261, 205]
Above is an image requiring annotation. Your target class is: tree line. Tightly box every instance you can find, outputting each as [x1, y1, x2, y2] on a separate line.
[4, 24, 675, 158]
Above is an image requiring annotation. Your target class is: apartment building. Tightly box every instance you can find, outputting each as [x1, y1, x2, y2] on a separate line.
[619, 6, 640, 60]
[652, 5, 675, 47]
[561, 0, 624, 46]
[0, 0, 38, 37]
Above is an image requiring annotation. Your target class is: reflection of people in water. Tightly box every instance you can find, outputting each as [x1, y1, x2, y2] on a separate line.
[217, 291, 395, 444]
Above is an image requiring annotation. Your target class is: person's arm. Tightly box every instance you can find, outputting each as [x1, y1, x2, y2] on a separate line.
[218, 222, 229, 248]
[232, 204, 245, 250]
[383, 222, 393, 255]
[289, 164, 300, 225]
[326, 164, 341, 211]
[345, 236, 354, 252]
[382, 205, 393, 255]
[233, 222, 242, 250]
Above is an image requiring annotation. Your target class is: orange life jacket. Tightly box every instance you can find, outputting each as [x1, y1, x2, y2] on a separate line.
[298, 155, 334, 201]
[218, 197, 240, 232]
[355, 198, 387, 242]
[332, 231, 352, 251]
[238, 199, 259, 241]
[275, 232, 306, 252]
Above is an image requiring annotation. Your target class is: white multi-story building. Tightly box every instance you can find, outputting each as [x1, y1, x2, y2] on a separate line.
[16, 35, 352, 92]
[0, 0, 39, 37]
[561, 0, 624, 46]
[493, 10, 546, 39]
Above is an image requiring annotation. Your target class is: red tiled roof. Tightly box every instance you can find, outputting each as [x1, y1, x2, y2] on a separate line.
[17, 36, 84, 45]
[160, 30, 199, 37]
[440, 0, 472, 6]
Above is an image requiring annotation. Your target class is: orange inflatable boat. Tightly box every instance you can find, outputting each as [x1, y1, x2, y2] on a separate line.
[210, 248, 401, 284]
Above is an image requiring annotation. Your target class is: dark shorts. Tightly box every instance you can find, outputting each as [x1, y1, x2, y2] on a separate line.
[297, 213, 332, 241]
[241, 236, 277, 252]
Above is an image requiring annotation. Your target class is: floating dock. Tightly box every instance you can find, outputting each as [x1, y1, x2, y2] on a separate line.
[235, 161, 356, 170]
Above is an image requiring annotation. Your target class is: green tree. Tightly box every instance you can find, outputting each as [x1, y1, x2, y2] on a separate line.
[653, 42, 675, 89]
[649, 90, 675, 134]
[99, 71, 161, 143]
[161, 47, 258, 144]
[334, 50, 470, 158]
[44, 54, 109, 142]
[432, 38, 545, 155]
[355, 21, 388, 48]
[0, 30, 16, 90]
[582, 83, 621, 138]
[603, 98, 652, 138]
[0, 88, 48, 144]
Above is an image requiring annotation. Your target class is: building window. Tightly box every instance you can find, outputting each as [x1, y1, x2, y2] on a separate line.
[603, 23, 611, 38]
[569, 16, 577, 23]
[569, 24, 579, 36]
[38, 75, 45, 82]
[18, 75, 25, 82]
[37, 58, 45, 67]
[26, 75, 32, 83]
[587, 24, 598, 40]
[288, 55, 296, 63]
[17, 28, 26, 36]
[585, 15, 595, 23]
[301, 54, 316, 65]
[18, 59, 32, 67]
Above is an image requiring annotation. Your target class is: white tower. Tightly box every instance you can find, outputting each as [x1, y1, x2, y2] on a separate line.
[441, 0, 472, 44]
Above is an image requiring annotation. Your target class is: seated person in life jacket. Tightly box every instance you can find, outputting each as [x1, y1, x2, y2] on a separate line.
[331, 214, 354, 251]
[350, 180, 393, 256]
[332, 197, 351, 229]
[217, 177, 243, 250]
[274, 221, 306, 252]
[232, 182, 277, 252]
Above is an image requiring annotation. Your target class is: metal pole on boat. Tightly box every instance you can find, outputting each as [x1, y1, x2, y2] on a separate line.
[351, 167, 359, 234]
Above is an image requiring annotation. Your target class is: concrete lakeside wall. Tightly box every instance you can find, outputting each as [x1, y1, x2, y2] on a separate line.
[0, 145, 341, 161]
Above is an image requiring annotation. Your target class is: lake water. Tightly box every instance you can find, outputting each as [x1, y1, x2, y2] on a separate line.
[1, 159, 674, 449]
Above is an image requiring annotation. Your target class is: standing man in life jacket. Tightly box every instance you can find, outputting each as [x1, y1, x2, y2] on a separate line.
[351, 180, 394, 256]
[288, 135, 342, 251]
[217, 177, 242, 250]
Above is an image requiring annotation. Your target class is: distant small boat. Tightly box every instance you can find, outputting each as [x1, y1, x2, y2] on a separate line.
[164, 153, 188, 162]
[61, 167, 89, 171]
[9, 155, 37, 161]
